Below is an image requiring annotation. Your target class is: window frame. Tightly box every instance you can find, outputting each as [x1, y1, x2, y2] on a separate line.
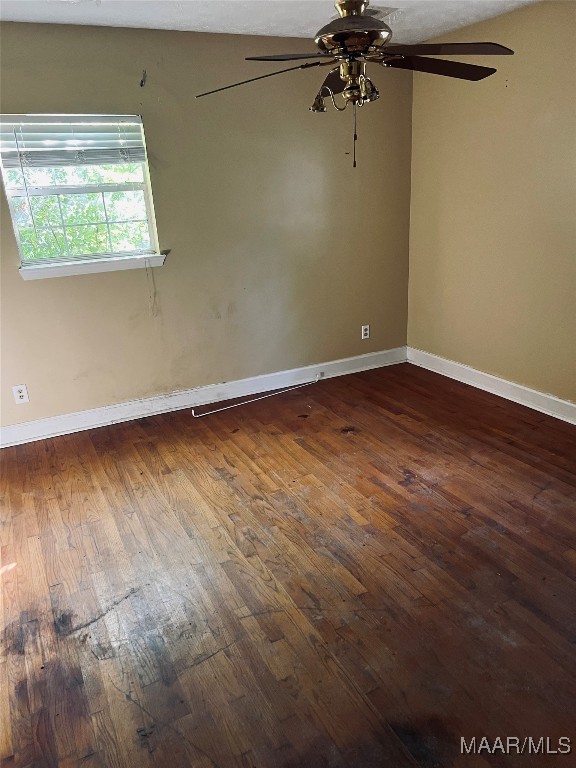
[0, 114, 165, 280]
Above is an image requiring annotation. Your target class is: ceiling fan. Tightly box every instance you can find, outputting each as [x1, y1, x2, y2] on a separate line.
[197, 0, 513, 164]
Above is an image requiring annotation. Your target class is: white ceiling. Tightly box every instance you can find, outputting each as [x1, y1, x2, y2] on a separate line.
[0, 0, 536, 44]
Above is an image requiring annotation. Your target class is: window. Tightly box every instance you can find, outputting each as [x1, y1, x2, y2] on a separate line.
[0, 114, 164, 279]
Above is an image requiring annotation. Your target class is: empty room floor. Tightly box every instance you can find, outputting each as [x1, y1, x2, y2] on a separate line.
[1, 363, 575, 768]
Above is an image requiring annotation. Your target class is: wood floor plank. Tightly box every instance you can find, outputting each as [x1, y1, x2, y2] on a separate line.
[1, 365, 575, 767]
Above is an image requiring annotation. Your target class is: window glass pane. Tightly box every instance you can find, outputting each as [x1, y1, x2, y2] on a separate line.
[110, 221, 150, 252]
[60, 193, 106, 224]
[65, 224, 109, 256]
[17, 164, 144, 187]
[21, 167, 56, 187]
[48, 164, 144, 186]
[3, 168, 25, 188]
[30, 196, 62, 227]
[24, 166, 104, 187]
[60, 165, 107, 185]
[19, 228, 67, 261]
[104, 190, 147, 222]
[82, 163, 144, 184]
[11, 197, 33, 227]
[49, 167, 84, 186]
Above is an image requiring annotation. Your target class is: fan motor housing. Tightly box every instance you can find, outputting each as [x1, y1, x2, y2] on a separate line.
[315, 16, 392, 55]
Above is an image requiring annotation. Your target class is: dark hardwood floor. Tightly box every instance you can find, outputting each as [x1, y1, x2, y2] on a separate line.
[1, 363, 575, 768]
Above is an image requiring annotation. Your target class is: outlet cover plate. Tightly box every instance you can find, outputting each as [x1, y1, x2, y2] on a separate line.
[12, 384, 29, 404]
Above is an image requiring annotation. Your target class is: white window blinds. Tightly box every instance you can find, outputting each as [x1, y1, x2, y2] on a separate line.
[0, 114, 146, 168]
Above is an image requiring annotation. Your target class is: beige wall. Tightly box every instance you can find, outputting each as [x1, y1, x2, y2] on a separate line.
[409, 1, 576, 402]
[0, 22, 412, 426]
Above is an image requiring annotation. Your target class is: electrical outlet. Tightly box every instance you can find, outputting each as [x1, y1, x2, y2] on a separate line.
[361, 325, 370, 340]
[12, 384, 29, 404]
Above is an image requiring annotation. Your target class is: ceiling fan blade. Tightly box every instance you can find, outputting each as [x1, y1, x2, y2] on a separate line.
[246, 53, 332, 61]
[383, 42, 513, 56]
[321, 68, 345, 95]
[384, 56, 496, 80]
[196, 61, 326, 98]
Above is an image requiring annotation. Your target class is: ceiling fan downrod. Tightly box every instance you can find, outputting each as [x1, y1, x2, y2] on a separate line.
[334, 0, 368, 17]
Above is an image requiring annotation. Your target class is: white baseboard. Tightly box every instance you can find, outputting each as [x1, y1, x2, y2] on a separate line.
[407, 347, 576, 425]
[3, 345, 572, 448]
[0, 347, 407, 448]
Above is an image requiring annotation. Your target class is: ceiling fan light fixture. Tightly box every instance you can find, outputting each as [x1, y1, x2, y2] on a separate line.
[343, 83, 362, 104]
[360, 76, 379, 102]
[310, 92, 328, 112]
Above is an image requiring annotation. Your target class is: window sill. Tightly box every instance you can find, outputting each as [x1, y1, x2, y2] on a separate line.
[19, 252, 166, 280]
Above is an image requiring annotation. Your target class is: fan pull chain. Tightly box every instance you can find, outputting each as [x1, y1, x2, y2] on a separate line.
[353, 102, 357, 168]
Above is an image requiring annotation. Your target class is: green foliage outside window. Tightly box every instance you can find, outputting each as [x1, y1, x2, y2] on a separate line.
[4, 163, 144, 189]
[7, 163, 152, 261]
